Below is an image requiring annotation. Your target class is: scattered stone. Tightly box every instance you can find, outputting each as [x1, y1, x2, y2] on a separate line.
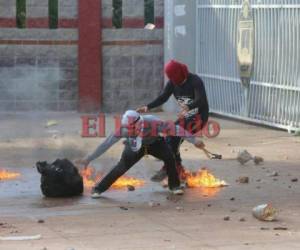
[291, 178, 298, 182]
[127, 185, 135, 191]
[227, 143, 231, 146]
[288, 186, 292, 188]
[260, 227, 270, 231]
[223, 216, 230, 221]
[253, 156, 264, 165]
[230, 209, 237, 213]
[273, 178, 278, 181]
[45, 120, 58, 128]
[148, 201, 160, 207]
[119, 206, 129, 211]
[256, 186, 261, 189]
[207, 204, 212, 207]
[237, 176, 249, 184]
[166, 196, 180, 202]
[268, 171, 279, 177]
[0, 222, 14, 229]
[230, 197, 235, 201]
[37, 219, 45, 224]
[10, 230, 19, 234]
[239, 217, 246, 222]
[176, 206, 184, 212]
[237, 150, 253, 165]
[273, 227, 288, 231]
[256, 179, 261, 182]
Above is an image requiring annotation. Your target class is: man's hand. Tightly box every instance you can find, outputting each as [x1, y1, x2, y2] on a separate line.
[179, 102, 189, 112]
[178, 109, 188, 119]
[136, 106, 148, 113]
[177, 102, 189, 118]
[75, 158, 90, 168]
[194, 139, 205, 149]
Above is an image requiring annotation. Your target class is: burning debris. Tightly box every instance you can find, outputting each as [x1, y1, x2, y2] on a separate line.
[80, 166, 145, 190]
[0, 170, 20, 181]
[184, 168, 228, 188]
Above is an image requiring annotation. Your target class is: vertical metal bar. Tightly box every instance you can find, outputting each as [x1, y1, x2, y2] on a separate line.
[49, 0, 58, 29]
[16, 0, 26, 28]
[294, 7, 300, 126]
[266, 7, 272, 122]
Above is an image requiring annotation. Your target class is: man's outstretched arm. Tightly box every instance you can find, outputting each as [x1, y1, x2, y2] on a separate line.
[84, 133, 121, 163]
[137, 82, 173, 113]
[76, 129, 124, 167]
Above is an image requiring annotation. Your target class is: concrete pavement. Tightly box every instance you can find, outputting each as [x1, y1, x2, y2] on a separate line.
[0, 112, 299, 250]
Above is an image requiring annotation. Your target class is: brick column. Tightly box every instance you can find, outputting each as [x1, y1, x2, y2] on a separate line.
[78, 0, 102, 112]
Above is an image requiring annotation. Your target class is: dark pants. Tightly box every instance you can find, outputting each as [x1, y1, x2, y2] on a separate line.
[95, 138, 180, 193]
[167, 113, 208, 164]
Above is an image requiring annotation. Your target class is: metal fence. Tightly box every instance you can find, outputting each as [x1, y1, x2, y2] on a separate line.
[196, 0, 300, 130]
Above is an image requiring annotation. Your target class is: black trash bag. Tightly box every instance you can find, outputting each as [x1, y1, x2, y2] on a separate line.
[36, 159, 84, 197]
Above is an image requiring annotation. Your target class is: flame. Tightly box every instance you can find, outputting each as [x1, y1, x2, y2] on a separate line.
[80, 166, 145, 190]
[185, 168, 227, 188]
[0, 169, 21, 180]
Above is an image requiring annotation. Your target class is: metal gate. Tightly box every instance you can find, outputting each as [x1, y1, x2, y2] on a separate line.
[196, 0, 300, 131]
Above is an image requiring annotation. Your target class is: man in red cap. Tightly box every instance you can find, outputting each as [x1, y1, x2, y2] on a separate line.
[137, 59, 209, 182]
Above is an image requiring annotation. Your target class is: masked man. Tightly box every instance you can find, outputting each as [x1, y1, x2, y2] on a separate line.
[137, 60, 209, 182]
[76, 110, 205, 198]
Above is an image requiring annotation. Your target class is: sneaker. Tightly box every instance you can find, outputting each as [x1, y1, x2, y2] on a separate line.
[91, 189, 102, 199]
[169, 187, 184, 195]
[151, 167, 167, 182]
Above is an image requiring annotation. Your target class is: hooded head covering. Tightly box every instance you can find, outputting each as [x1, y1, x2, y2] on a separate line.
[165, 60, 189, 85]
[121, 110, 143, 152]
[121, 110, 141, 126]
